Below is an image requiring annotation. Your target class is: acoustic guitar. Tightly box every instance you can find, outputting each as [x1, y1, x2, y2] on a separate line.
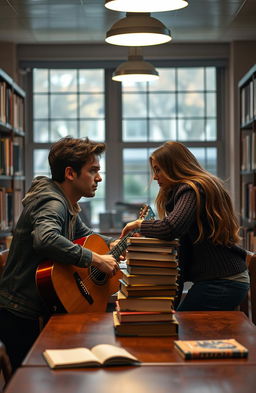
[36, 205, 154, 314]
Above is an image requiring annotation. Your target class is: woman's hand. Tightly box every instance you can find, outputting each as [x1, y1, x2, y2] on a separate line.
[120, 219, 143, 238]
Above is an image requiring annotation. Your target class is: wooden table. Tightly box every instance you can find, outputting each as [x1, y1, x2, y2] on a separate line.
[23, 311, 256, 366]
[5, 364, 256, 393]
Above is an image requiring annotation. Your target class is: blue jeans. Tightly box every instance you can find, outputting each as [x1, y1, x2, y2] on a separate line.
[176, 279, 250, 311]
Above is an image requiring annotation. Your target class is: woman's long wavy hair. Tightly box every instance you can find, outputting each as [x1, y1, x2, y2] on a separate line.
[150, 141, 240, 246]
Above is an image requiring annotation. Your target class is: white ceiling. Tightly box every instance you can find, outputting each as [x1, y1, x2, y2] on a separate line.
[0, 0, 255, 44]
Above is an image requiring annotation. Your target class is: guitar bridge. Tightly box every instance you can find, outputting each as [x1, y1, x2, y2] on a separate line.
[73, 272, 94, 304]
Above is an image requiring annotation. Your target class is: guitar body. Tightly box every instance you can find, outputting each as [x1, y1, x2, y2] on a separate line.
[36, 234, 122, 314]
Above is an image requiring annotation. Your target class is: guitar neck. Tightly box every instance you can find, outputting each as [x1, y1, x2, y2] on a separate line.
[110, 229, 136, 261]
[109, 205, 155, 262]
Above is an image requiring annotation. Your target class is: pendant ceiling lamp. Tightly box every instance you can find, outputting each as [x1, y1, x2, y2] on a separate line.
[106, 13, 172, 46]
[105, 0, 188, 13]
[112, 47, 159, 82]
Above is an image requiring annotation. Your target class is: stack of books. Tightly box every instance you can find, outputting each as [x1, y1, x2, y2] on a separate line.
[113, 236, 180, 336]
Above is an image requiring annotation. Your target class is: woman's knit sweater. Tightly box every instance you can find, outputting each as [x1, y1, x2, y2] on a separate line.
[140, 183, 247, 283]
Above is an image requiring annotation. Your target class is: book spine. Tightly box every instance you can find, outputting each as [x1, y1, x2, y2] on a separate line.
[185, 351, 248, 359]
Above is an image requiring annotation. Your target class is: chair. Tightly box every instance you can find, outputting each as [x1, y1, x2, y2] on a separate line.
[0, 249, 9, 277]
[0, 340, 12, 390]
[239, 253, 256, 325]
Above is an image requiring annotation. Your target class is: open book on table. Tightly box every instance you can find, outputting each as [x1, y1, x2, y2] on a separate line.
[43, 344, 140, 369]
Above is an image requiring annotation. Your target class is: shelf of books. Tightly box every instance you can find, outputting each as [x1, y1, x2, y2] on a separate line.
[113, 236, 180, 336]
[239, 64, 256, 252]
[0, 68, 25, 250]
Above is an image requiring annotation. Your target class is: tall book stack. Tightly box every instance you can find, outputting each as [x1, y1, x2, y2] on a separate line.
[113, 236, 180, 336]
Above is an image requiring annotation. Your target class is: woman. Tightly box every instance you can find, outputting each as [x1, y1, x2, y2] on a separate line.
[120, 141, 249, 311]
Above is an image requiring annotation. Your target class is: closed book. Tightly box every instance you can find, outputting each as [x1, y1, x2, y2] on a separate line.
[117, 291, 174, 312]
[126, 251, 177, 262]
[119, 280, 178, 298]
[113, 311, 179, 336]
[116, 309, 175, 323]
[127, 245, 177, 253]
[128, 237, 179, 247]
[127, 259, 178, 268]
[126, 265, 178, 276]
[174, 339, 248, 360]
[121, 269, 177, 286]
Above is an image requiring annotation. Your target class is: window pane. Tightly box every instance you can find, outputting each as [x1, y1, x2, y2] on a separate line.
[149, 93, 176, 117]
[206, 92, 216, 116]
[123, 149, 148, 172]
[178, 92, 204, 117]
[189, 147, 217, 174]
[124, 174, 148, 200]
[123, 93, 147, 118]
[50, 70, 77, 92]
[149, 69, 176, 91]
[123, 149, 151, 203]
[34, 94, 48, 118]
[206, 118, 217, 140]
[90, 199, 105, 226]
[149, 119, 176, 140]
[79, 70, 104, 92]
[51, 120, 78, 141]
[178, 119, 205, 141]
[33, 69, 48, 93]
[34, 120, 49, 142]
[123, 119, 147, 141]
[33, 149, 50, 177]
[122, 81, 147, 92]
[51, 94, 77, 119]
[80, 120, 105, 140]
[177, 68, 204, 91]
[79, 94, 104, 118]
[206, 68, 216, 90]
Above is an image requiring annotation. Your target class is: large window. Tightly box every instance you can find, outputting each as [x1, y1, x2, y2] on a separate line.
[121, 67, 218, 207]
[31, 65, 223, 226]
[32, 69, 105, 221]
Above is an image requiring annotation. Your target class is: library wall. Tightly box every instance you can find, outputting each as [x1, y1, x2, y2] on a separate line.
[0, 42, 18, 82]
[229, 41, 256, 211]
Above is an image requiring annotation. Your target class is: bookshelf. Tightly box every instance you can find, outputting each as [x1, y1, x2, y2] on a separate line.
[0, 68, 25, 250]
[239, 65, 256, 252]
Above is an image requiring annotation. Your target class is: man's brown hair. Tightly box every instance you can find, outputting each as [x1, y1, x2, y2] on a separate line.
[48, 137, 105, 182]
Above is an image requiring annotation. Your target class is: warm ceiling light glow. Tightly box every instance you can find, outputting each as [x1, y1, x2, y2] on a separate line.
[105, 0, 188, 13]
[106, 13, 172, 46]
[112, 48, 159, 82]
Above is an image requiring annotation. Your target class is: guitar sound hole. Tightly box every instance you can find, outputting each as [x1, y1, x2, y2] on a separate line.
[90, 266, 107, 285]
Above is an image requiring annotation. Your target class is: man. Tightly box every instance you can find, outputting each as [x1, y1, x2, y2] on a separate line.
[0, 137, 120, 370]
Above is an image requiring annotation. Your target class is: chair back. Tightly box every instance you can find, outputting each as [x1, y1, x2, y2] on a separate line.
[0, 340, 12, 388]
[0, 249, 9, 277]
[248, 253, 256, 324]
[240, 253, 256, 324]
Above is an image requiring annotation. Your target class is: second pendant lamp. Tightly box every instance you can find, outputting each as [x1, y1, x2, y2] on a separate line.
[105, 13, 172, 46]
[112, 47, 159, 82]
